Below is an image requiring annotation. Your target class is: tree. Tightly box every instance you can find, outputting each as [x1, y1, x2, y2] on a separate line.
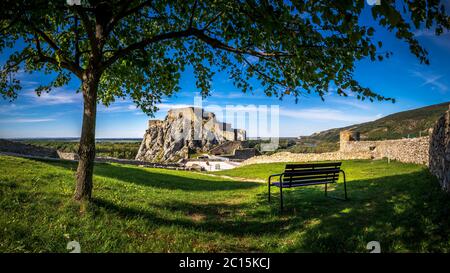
[1, 0, 449, 201]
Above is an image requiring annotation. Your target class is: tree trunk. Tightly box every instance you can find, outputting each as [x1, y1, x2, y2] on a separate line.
[74, 71, 99, 201]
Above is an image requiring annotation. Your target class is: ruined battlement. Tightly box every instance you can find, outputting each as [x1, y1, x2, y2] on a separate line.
[136, 107, 246, 162]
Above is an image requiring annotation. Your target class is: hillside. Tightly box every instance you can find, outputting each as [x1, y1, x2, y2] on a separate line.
[306, 102, 450, 142]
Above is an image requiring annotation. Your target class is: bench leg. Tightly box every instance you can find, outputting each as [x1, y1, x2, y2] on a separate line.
[268, 183, 271, 202]
[280, 185, 283, 211]
[343, 172, 348, 200]
[326, 171, 348, 201]
[324, 183, 328, 196]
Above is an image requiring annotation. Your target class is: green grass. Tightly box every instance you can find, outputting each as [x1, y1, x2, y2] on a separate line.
[1, 155, 450, 253]
[215, 160, 420, 181]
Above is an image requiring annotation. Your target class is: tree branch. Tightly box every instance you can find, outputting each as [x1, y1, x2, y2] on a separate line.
[102, 29, 193, 69]
[33, 34, 82, 78]
[74, 16, 81, 67]
[188, 0, 198, 28]
[242, 57, 286, 87]
[107, 0, 153, 34]
[73, 5, 98, 57]
[190, 28, 293, 58]
[202, 11, 223, 31]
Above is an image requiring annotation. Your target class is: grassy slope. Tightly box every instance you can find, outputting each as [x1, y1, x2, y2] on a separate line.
[20, 140, 141, 160]
[1, 155, 450, 252]
[306, 101, 450, 142]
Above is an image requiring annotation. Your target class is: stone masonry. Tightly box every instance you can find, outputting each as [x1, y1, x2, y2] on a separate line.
[339, 132, 429, 165]
[243, 130, 430, 166]
[429, 105, 450, 192]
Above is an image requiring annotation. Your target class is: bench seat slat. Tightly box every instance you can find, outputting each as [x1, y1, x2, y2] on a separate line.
[283, 174, 339, 182]
[285, 162, 342, 169]
[283, 169, 340, 176]
[272, 180, 336, 188]
[284, 167, 340, 174]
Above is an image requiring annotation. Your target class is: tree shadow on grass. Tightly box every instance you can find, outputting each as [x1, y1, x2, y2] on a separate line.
[26, 157, 450, 252]
[29, 158, 261, 192]
[93, 163, 261, 191]
[93, 198, 292, 237]
[93, 169, 450, 252]
[278, 169, 450, 252]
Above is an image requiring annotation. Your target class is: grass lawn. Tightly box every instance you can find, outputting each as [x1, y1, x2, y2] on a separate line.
[1, 155, 450, 252]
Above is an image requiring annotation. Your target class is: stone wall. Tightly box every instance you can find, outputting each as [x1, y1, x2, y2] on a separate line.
[209, 141, 243, 155]
[429, 105, 450, 192]
[243, 133, 430, 166]
[242, 151, 371, 165]
[233, 148, 259, 160]
[340, 136, 430, 165]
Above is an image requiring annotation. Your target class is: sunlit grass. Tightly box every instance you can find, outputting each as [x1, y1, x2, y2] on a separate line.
[1, 155, 450, 253]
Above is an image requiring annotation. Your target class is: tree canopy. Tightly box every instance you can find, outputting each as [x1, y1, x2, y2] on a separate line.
[2, 0, 449, 114]
[2, 0, 450, 201]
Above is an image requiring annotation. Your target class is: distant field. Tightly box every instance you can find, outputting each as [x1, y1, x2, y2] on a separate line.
[1, 155, 450, 252]
[20, 140, 141, 160]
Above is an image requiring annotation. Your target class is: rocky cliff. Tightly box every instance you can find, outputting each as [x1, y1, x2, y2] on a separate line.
[135, 107, 246, 162]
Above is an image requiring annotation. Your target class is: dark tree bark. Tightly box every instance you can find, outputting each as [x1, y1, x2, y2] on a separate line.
[74, 69, 100, 201]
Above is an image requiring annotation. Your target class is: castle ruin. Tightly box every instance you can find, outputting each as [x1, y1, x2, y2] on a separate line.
[136, 107, 246, 162]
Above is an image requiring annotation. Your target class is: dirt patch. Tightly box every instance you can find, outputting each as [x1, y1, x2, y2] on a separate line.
[189, 213, 206, 222]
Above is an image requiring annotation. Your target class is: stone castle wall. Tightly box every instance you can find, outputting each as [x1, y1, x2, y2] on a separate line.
[340, 134, 430, 165]
[429, 105, 450, 192]
[242, 151, 372, 165]
[243, 130, 430, 166]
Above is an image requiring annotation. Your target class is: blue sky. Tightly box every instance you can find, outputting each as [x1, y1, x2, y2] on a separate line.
[1, 4, 450, 138]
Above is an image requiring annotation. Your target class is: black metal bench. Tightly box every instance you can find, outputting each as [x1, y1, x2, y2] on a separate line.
[268, 162, 348, 210]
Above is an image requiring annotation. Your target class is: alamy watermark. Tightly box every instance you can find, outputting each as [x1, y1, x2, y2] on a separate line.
[366, 241, 381, 253]
[367, 0, 381, 5]
[67, 240, 81, 253]
[66, 0, 81, 5]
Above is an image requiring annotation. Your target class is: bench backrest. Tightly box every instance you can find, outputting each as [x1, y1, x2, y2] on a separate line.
[283, 162, 342, 186]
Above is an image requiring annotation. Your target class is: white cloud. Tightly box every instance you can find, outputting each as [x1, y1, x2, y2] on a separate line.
[327, 98, 373, 111]
[0, 118, 55, 123]
[156, 103, 194, 110]
[411, 70, 448, 93]
[206, 104, 381, 124]
[414, 29, 450, 51]
[98, 104, 136, 113]
[280, 108, 381, 123]
[98, 101, 197, 114]
[25, 88, 82, 105]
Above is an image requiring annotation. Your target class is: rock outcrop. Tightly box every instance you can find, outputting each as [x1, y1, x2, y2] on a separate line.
[135, 107, 246, 162]
[429, 104, 450, 192]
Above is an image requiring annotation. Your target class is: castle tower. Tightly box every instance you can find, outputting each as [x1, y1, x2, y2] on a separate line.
[339, 130, 360, 152]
